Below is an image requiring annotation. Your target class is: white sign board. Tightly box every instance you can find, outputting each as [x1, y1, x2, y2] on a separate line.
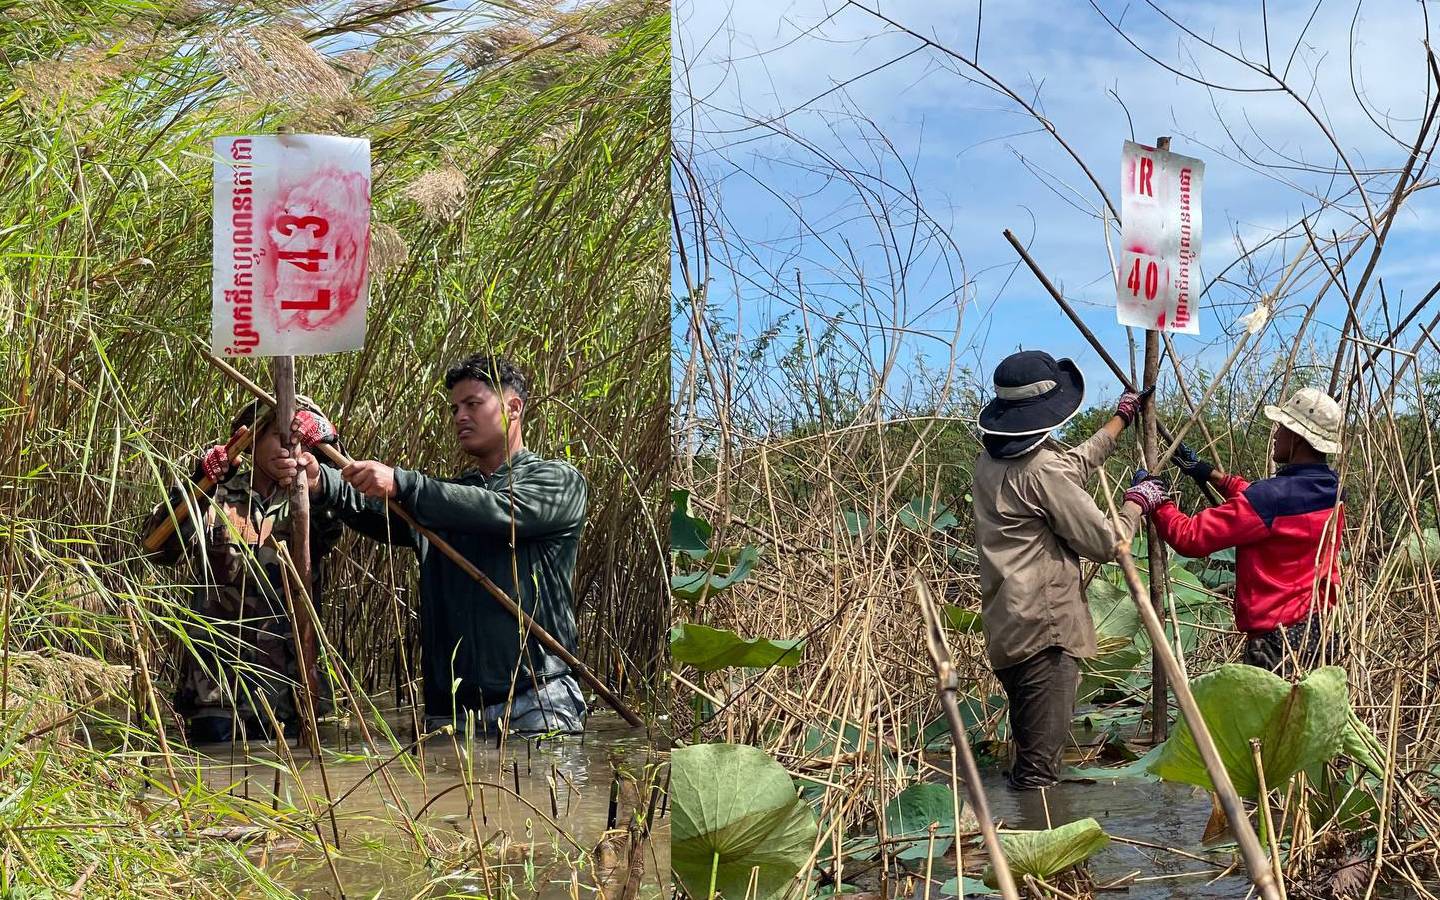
[1117, 140, 1203, 334]
[212, 134, 370, 357]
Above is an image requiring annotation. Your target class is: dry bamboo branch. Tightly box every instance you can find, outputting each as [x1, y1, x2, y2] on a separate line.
[1003, 228, 1223, 506]
[913, 574, 1020, 900]
[1114, 545, 1281, 900]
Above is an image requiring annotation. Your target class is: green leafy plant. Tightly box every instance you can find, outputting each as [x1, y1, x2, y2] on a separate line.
[940, 875, 998, 897]
[897, 497, 959, 533]
[983, 818, 1111, 888]
[672, 490, 761, 602]
[941, 605, 982, 633]
[1149, 665, 1351, 797]
[671, 743, 819, 900]
[671, 623, 805, 671]
[884, 782, 960, 861]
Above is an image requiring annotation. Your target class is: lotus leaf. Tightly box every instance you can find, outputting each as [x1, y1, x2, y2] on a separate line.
[672, 489, 712, 559]
[884, 782, 958, 861]
[1148, 664, 1349, 797]
[671, 623, 804, 672]
[983, 817, 1110, 887]
[671, 743, 819, 900]
[898, 497, 959, 533]
[672, 546, 761, 601]
[942, 605, 982, 633]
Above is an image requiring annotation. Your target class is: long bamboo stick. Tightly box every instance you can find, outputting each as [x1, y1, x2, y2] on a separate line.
[200, 348, 645, 728]
[913, 575, 1020, 900]
[1143, 297, 1170, 744]
[140, 425, 255, 553]
[1113, 544, 1282, 900]
[1002, 228, 1222, 506]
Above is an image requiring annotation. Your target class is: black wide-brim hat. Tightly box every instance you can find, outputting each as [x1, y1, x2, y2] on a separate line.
[978, 350, 1086, 437]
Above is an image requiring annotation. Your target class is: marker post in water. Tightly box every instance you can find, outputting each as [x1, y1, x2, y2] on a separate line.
[213, 133, 372, 752]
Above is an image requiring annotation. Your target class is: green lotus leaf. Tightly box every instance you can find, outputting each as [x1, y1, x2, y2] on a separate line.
[671, 743, 819, 900]
[1148, 664, 1349, 798]
[941, 605, 982, 633]
[1077, 644, 1145, 703]
[841, 509, 870, 536]
[672, 489, 712, 559]
[1086, 575, 1141, 640]
[940, 875, 997, 896]
[1342, 711, 1386, 779]
[983, 817, 1110, 887]
[1399, 528, 1440, 574]
[672, 546, 760, 601]
[884, 782, 958, 861]
[670, 623, 804, 672]
[898, 497, 959, 533]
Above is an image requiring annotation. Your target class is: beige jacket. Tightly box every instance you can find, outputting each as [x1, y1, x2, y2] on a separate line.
[972, 430, 1142, 671]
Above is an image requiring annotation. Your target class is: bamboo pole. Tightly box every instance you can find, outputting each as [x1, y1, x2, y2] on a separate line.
[1143, 322, 1169, 743]
[201, 348, 645, 728]
[913, 575, 1020, 900]
[1250, 738, 1288, 900]
[1156, 241, 1309, 465]
[1001, 228, 1222, 506]
[140, 425, 255, 553]
[1142, 135, 1172, 744]
[1113, 543, 1282, 900]
[273, 356, 321, 755]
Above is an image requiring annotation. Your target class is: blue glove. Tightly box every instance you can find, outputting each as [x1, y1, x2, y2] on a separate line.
[1172, 442, 1214, 485]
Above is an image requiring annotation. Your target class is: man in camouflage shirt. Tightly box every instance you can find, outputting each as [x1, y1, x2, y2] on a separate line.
[141, 397, 342, 744]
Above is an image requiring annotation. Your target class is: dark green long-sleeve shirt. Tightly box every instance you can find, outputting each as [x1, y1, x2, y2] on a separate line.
[313, 449, 587, 714]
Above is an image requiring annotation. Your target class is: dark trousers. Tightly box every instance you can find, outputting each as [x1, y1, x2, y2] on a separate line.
[1242, 615, 1345, 677]
[995, 647, 1079, 790]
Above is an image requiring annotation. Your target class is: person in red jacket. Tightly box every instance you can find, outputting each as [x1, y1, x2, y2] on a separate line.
[1124, 388, 1345, 674]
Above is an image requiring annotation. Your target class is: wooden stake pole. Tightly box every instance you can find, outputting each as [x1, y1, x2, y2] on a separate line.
[1113, 543, 1281, 900]
[206, 348, 645, 728]
[1001, 229, 1221, 506]
[913, 575, 1020, 900]
[1143, 136, 1172, 745]
[273, 356, 322, 755]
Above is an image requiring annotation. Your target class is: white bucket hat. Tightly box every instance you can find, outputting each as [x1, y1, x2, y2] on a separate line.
[1264, 387, 1342, 455]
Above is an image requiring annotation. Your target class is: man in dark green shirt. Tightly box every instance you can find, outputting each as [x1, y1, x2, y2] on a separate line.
[302, 354, 589, 734]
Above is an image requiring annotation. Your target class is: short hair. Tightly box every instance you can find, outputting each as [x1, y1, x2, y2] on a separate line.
[444, 353, 528, 402]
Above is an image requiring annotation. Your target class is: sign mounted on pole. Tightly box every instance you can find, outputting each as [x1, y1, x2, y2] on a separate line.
[1117, 140, 1203, 334]
[212, 134, 371, 357]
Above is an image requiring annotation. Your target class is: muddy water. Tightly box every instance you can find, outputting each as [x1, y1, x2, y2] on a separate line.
[976, 771, 1248, 898]
[197, 711, 668, 898]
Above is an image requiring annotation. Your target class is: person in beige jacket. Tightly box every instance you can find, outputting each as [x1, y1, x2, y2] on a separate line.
[972, 350, 1161, 789]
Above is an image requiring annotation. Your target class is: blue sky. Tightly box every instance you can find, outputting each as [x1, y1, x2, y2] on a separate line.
[672, 0, 1440, 416]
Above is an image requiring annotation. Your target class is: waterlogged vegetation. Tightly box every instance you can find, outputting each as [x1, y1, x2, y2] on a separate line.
[671, 743, 818, 900]
[2, 0, 667, 895]
[672, 4, 1440, 886]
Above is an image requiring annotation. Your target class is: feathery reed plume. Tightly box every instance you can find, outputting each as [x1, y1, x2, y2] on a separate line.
[403, 166, 469, 221]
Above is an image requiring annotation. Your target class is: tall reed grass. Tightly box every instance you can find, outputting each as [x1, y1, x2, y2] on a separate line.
[1, 0, 668, 894]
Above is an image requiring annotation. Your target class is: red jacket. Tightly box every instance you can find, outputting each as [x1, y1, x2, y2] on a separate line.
[1153, 464, 1343, 633]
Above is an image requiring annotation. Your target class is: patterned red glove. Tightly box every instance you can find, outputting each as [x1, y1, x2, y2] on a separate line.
[199, 444, 234, 482]
[1114, 385, 1155, 427]
[292, 410, 338, 449]
[1123, 474, 1170, 515]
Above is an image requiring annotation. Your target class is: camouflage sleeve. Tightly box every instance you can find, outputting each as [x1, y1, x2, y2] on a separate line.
[139, 477, 209, 565]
